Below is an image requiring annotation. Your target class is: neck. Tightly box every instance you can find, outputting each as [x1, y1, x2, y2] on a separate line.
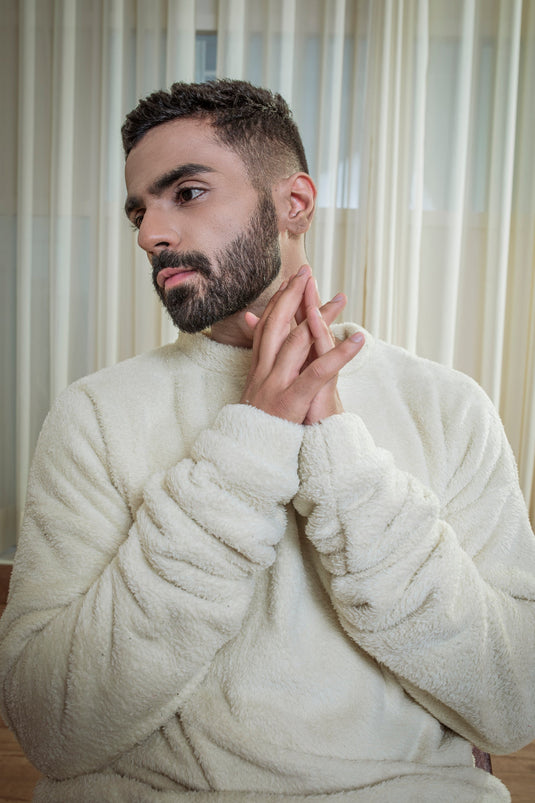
[208, 311, 256, 348]
[208, 281, 279, 348]
[209, 240, 309, 348]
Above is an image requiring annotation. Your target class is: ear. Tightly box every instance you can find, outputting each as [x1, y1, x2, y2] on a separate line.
[274, 172, 317, 237]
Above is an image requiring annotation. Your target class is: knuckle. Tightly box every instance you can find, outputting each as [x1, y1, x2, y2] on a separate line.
[266, 389, 305, 424]
[275, 395, 293, 417]
[263, 312, 289, 339]
[262, 314, 278, 333]
[285, 327, 303, 347]
[308, 361, 329, 382]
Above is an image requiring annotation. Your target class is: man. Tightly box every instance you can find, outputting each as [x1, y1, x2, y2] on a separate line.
[0, 80, 534, 802]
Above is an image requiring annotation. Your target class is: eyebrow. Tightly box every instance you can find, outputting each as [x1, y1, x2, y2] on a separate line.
[124, 163, 216, 218]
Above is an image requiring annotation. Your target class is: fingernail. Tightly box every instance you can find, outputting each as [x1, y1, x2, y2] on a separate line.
[349, 332, 364, 345]
[279, 280, 288, 292]
[332, 293, 345, 303]
[297, 265, 309, 277]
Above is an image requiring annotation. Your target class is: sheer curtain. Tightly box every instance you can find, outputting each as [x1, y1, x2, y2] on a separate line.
[1, 0, 534, 556]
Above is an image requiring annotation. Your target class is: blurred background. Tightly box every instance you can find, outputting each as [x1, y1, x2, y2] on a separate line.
[1, 0, 534, 559]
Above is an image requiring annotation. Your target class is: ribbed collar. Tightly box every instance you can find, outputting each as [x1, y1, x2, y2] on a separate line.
[174, 330, 253, 377]
[173, 323, 373, 378]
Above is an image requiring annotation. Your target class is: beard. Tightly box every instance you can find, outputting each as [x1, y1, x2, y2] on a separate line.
[151, 193, 282, 333]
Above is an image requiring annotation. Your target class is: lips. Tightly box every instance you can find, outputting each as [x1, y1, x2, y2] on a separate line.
[156, 267, 195, 290]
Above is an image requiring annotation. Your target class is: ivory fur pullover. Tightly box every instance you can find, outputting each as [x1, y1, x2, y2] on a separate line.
[1, 324, 534, 802]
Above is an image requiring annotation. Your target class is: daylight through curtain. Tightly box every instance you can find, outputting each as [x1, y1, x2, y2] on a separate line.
[1, 0, 534, 556]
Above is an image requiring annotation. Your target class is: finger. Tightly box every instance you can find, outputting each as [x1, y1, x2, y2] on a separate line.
[300, 277, 346, 328]
[296, 275, 316, 325]
[268, 301, 350, 388]
[244, 311, 260, 330]
[254, 266, 311, 372]
[267, 317, 320, 386]
[256, 278, 289, 327]
[319, 292, 347, 326]
[294, 278, 322, 368]
[306, 305, 336, 357]
[292, 331, 365, 400]
[310, 276, 321, 307]
[268, 276, 326, 376]
[250, 279, 290, 364]
[290, 287, 347, 371]
[301, 291, 347, 367]
[299, 275, 345, 325]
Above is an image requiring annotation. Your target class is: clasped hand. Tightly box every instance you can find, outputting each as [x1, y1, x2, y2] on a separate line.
[240, 265, 365, 425]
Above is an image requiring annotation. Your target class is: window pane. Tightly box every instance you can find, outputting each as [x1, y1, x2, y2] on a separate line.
[195, 33, 217, 82]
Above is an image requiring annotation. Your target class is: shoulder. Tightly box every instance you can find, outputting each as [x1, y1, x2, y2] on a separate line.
[375, 337, 499, 435]
[336, 324, 512, 491]
[34, 342, 183, 457]
[50, 341, 181, 415]
[78, 340, 181, 396]
[336, 323, 492, 416]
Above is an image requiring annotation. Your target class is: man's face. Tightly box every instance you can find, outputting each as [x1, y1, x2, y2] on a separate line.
[124, 118, 282, 333]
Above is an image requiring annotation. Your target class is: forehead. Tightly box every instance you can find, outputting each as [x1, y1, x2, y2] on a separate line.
[124, 117, 250, 193]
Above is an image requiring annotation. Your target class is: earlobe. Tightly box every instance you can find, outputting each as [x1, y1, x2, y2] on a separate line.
[279, 172, 317, 237]
[288, 213, 310, 234]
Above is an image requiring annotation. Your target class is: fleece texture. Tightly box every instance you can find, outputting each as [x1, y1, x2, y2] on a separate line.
[0, 324, 534, 802]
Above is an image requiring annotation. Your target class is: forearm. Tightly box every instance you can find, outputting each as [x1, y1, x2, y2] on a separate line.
[294, 412, 535, 752]
[0, 397, 302, 777]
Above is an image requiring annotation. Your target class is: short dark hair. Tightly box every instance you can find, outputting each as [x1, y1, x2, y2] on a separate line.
[121, 79, 309, 188]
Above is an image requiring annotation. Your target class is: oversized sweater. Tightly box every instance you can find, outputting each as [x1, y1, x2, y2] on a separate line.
[1, 323, 534, 802]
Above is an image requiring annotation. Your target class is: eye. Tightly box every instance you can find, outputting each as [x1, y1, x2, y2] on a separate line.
[131, 213, 144, 231]
[175, 187, 205, 204]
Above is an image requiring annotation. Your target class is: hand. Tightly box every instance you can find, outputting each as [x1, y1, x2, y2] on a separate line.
[299, 276, 364, 424]
[240, 266, 364, 424]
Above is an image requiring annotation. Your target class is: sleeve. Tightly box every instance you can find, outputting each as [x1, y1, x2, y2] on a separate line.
[293, 395, 535, 755]
[0, 385, 303, 779]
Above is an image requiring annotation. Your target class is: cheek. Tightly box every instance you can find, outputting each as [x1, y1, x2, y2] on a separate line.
[202, 223, 243, 254]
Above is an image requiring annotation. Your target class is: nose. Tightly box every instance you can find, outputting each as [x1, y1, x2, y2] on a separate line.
[137, 206, 181, 255]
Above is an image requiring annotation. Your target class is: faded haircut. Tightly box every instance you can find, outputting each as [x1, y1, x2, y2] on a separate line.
[121, 79, 309, 189]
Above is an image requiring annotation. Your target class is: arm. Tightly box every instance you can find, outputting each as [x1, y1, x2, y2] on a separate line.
[0, 386, 302, 778]
[293, 397, 535, 754]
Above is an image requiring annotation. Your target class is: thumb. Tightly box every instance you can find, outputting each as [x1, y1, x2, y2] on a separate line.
[244, 311, 260, 330]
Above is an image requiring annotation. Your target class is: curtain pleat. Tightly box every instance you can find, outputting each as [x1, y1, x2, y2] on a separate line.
[2, 0, 534, 555]
[96, 0, 126, 369]
[50, 0, 77, 399]
[167, 0, 196, 83]
[216, 0, 247, 77]
[439, 0, 474, 368]
[15, 0, 38, 538]
[396, 0, 427, 353]
[502, 0, 535, 511]
[271, 0, 297, 102]
[309, 0, 346, 303]
[481, 0, 522, 404]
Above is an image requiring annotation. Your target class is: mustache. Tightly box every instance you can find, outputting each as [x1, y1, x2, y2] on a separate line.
[152, 249, 212, 283]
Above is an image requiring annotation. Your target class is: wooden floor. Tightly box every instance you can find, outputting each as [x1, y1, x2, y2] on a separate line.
[1, 578, 534, 801]
[493, 746, 535, 803]
[0, 715, 42, 802]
